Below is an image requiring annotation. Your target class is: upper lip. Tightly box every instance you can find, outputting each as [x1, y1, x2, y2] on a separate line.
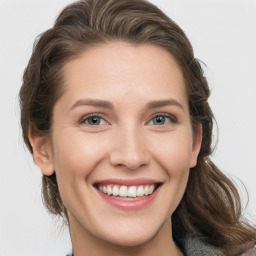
[93, 178, 163, 186]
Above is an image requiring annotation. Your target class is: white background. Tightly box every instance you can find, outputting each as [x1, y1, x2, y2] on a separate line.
[0, 0, 255, 255]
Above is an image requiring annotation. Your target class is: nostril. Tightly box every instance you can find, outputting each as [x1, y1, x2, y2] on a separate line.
[109, 151, 150, 170]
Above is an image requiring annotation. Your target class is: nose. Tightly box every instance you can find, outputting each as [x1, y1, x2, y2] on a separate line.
[109, 126, 150, 170]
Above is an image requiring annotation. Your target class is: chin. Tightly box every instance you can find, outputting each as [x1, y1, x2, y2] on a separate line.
[102, 230, 156, 247]
[94, 217, 166, 248]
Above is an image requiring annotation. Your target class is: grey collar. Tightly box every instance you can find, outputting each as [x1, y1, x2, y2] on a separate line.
[176, 235, 224, 256]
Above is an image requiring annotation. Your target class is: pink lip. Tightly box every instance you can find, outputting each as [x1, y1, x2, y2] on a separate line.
[94, 181, 161, 211]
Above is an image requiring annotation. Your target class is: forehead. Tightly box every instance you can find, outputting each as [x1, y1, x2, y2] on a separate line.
[59, 42, 187, 109]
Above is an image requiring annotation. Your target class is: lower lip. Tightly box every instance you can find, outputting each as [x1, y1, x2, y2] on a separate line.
[95, 186, 160, 211]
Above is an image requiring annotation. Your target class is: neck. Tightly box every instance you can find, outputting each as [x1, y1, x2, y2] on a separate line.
[69, 216, 183, 256]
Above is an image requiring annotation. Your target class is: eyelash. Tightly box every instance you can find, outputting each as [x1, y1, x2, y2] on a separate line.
[79, 113, 177, 126]
[148, 113, 177, 125]
[79, 113, 108, 126]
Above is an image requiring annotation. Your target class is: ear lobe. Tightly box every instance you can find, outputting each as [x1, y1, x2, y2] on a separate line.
[28, 127, 55, 176]
[190, 125, 203, 168]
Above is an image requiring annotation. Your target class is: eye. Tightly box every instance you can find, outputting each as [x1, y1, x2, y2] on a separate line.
[80, 115, 107, 126]
[148, 114, 177, 126]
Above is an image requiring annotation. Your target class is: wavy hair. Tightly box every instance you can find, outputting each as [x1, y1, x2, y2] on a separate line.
[19, 0, 256, 255]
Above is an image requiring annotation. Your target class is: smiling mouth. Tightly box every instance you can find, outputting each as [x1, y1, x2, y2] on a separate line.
[95, 183, 160, 200]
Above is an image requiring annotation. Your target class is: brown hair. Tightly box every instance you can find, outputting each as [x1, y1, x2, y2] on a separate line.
[19, 0, 256, 254]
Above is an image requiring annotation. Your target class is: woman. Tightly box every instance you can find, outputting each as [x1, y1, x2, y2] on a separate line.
[19, 0, 256, 255]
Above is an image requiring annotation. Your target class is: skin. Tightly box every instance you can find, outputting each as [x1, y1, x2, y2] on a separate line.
[30, 42, 202, 256]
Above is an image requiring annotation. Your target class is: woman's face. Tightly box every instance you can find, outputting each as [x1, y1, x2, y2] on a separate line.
[36, 42, 201, 247]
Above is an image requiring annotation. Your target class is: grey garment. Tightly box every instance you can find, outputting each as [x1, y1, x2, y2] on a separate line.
[176, 235, 224, 256]
[66, 235, 256, 256]
[176, 235, 256, 256]
[241, 247, 256, 256]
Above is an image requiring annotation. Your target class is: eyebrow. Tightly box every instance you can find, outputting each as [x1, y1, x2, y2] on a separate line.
[146, 99, 184, 111]
[69, 98, 114, 111]
[69, 98, 184, 111]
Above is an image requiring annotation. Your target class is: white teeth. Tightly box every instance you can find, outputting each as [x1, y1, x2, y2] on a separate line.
[107, 185, 112, 195]
[97, 184, 157, 198]
[136, 185, 144, 197]
[112, 185, 119, 196]
[149, 184, 154, 194]
[119, 186, 128, 197]
[144, 185, 149, 195]
[127, 186, 137, 197]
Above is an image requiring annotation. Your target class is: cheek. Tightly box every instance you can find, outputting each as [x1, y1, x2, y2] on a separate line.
[50, 131, 110, 211]
[150, 131, 193, 175]
[153, 133, 192, 213]
[52, 131, 109, 179]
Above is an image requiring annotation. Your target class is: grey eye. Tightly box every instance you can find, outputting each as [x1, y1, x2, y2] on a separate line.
[152, 116, 168, 125]
[86, 116, 103, 125]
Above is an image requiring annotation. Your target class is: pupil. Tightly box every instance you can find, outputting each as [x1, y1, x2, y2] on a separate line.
[90, 117, 100, 125]
[155, 116, 165, 125]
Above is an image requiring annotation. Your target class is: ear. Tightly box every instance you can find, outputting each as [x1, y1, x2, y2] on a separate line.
[28, 127, 55, 176]
[190, 125, 203, 168]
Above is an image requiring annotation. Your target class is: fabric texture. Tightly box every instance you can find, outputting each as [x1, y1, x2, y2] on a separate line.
[66, 235, 256, 256]
[175, 234, 224, 256]
[241, 247, 256, 256]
